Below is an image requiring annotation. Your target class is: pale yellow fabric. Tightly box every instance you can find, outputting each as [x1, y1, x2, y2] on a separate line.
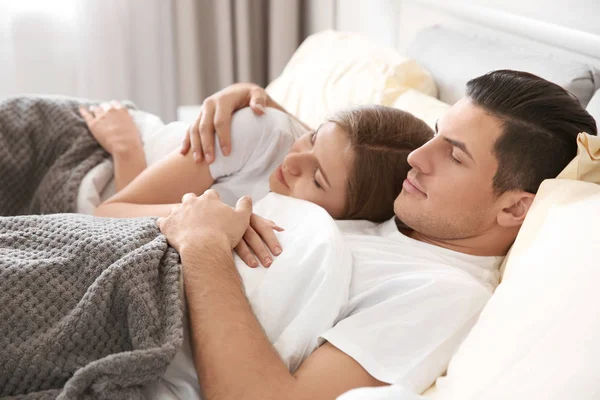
[428, 179, 600, 400]
[557, 132, 600, 183]
[265, 30, 437, 129]
[390, 89, 450, 130]
[425, 133, 600, 399]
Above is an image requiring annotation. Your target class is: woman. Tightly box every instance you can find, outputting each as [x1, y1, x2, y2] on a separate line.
[80, 101, 432, 267]
[81, 102, 433, 224]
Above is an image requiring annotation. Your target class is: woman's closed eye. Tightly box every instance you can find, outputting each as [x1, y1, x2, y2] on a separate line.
[313, 167, 323, 189]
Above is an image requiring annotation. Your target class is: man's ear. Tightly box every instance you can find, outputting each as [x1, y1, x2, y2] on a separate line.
[497, 191, 535, 228]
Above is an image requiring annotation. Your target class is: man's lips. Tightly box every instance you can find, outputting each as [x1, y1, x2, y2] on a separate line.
[403, 176, 426, 197]
[276, 165, 289, 188]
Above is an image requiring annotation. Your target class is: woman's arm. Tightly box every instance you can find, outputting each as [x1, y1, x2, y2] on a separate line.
[94, 149, 214, 218]
[80, 102, 147, 192]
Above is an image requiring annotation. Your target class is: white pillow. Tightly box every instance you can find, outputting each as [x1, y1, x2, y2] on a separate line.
[266, 30, 437, 129]
[587, 89, 600, 128]
[429, 178, 600, 400]
[390, 89, 450, 129]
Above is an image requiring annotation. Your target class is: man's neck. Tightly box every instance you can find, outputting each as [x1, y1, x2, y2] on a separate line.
[394, 218, 512, 257]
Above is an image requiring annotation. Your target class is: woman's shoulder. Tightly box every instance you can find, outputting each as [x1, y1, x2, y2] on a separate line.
[231, 107, 305, 141]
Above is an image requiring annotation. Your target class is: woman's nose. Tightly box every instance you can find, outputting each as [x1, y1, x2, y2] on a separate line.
[283, 152, 310, 176]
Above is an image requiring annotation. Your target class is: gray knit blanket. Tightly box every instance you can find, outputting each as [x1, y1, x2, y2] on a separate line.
[0, 213, 183, 399]
[0, 95, 131, 216]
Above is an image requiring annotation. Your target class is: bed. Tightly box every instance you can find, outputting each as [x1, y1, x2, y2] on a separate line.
[3, 1, 599, 398]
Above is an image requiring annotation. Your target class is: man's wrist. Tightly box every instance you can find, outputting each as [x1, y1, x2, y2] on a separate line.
[179, 234, 231, 264]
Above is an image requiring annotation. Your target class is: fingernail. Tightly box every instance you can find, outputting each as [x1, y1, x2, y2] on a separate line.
[221, 145, 229, 156]
[274, 246, 282, 255]
[249, 259, 258, 267]
[263, 257, 272, 267]
[256, 104, 266, 113]
[193, 152, 200, 162]
[205, 152, 213, 163]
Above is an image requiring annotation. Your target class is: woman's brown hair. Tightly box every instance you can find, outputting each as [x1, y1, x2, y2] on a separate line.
[328, 105, 434, 222]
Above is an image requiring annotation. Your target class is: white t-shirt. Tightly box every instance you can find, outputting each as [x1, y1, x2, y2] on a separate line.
[144, 193, 352, 400]
[321, 218, 502, 394]
[76, 107, 306, 213]
[337, 384, 426, 400]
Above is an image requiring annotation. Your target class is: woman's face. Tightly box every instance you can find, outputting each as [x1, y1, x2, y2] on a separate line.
[269, 122, 354, 218]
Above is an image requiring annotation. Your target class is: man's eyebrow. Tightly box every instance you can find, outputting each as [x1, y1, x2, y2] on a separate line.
[312, 127, 332, 188]
[443, 137, 475, 162]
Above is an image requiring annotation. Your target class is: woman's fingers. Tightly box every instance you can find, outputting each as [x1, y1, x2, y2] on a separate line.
[234, 239, 259, 268]
[79, 106, 94, 125]
[89, 105, 104, 118]
[199, 100, 216, 164]
[110, 100, 123, 110]
[250, 214, 283, 256]
[243, 227, 273, 267]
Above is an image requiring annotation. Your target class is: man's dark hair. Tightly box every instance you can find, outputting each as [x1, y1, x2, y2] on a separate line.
[466, 69, 597, 194]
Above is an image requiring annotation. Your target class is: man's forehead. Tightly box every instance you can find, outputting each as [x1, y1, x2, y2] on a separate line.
[439, 98, 504, 147]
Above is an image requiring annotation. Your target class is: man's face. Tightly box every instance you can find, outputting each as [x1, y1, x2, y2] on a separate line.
[394, 98, 506, 239]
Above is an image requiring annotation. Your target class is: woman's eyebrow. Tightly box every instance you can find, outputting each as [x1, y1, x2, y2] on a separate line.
[312, 128, 332, 188]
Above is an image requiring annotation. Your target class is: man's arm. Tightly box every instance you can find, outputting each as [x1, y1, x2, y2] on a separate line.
[181, 241, 386, 400]
[182, 83, 312, 164]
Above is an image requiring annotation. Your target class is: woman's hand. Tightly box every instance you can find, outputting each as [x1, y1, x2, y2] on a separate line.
[181, 83, 270, 164]
[235, 213, 284, 268]
[79, 101, 142, 155]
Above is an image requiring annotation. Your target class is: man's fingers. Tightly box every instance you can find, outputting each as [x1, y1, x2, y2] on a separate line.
[249, 87, 267, 115]
[199, 101, 216, 164]
[190, 110, 203, 162]
[203, 189, 220, 200]
[181, 192, 197, 203]
[243, 227, 272, 267]
[234, 240, 259, 268]
[213, 104, 232, 156]
[180, 129, 192, 155]
[235, 196, 253, 217]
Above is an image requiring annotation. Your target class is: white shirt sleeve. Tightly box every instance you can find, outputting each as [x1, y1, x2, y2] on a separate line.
[208, 107, 293, 180]
[320, 276, 492, 393]
[337, 385, 427, 400]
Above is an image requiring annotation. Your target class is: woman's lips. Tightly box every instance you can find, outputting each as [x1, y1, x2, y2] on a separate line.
[276, 165, 289, 188]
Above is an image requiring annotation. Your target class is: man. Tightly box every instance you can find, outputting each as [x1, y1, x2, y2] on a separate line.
[157, 70, 597, 399]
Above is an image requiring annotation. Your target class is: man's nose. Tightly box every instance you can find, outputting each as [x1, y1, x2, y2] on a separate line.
[407, 143, 433, 175]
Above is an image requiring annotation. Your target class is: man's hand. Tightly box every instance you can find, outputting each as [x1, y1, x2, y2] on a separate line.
[181, 83, 270, 164]
[156, 190, 253, 255]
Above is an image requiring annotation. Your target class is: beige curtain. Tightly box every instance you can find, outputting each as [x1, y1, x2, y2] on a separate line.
[174, 0, 335, 106]
[0, 0, 177, 121]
